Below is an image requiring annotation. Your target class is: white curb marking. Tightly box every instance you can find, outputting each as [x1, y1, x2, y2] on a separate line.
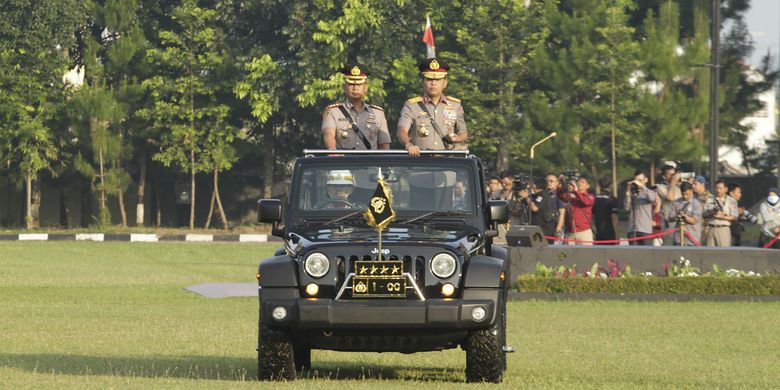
[130, 234, 159, 242]
[239, 234, 267, 243]
[18, 234, 48, 241]
[185, 234, 213, 242]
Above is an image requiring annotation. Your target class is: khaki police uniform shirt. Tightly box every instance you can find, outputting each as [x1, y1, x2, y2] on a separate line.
[397, 95, 467, 150]
[704, 195, 738, 227]
[321, 100, 390, 150]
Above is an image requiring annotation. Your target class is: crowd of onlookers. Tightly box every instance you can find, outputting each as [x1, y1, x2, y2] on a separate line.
[488, 161, 780, 249]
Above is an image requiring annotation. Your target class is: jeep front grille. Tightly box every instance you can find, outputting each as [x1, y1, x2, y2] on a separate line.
[332, 254, 426, 300]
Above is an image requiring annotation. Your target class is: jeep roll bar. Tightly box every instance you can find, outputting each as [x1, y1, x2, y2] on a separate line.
[302, 149, 471, 157]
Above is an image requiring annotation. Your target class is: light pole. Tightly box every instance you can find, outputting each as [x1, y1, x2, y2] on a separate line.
[528, 132, 557, 224]
[709, 0, 721, 190]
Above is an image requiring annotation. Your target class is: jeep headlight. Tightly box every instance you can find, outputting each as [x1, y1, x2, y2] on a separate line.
[431, 253, 457, 279]
[304, 252, 330, 278]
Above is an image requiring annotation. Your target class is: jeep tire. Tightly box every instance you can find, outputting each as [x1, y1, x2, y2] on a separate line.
[258, 324, 296, 381]
[294, 344, 311, 371]
[465, 296, 506, 383]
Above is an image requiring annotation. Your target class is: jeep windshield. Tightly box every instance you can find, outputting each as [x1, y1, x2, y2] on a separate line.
[290, 161, 479, 239]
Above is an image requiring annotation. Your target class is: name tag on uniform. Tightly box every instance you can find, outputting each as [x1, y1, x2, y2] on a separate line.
[338, 118, 349, 121]
[443, 109, 457, 120]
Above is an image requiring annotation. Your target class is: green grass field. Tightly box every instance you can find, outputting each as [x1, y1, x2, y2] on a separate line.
[1, 242, 779, 389]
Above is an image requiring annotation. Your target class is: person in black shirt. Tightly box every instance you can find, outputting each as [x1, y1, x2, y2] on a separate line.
[531, 174, 566, 243]
[592, 179, 618, 245]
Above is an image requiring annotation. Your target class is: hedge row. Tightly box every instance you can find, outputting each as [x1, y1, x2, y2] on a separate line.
[515, 276, 780, 296]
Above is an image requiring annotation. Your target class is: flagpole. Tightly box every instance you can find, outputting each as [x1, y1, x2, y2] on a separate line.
[377, 167, 383, 260]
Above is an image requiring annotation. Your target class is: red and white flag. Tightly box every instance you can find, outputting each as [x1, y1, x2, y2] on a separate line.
[422, 15, 436, 59]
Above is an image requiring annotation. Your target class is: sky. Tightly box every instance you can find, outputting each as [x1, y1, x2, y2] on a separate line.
[744, 0, 780, 68]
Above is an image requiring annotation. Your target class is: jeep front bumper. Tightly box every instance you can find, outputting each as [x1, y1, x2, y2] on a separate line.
[260, 292, 498, 330]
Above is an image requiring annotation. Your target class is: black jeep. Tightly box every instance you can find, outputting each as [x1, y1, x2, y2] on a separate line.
[256, 150, 511, 382]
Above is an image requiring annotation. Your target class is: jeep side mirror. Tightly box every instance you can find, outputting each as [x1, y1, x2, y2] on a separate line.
[257, 199, 282, 224]
[487, 200, 509, 224]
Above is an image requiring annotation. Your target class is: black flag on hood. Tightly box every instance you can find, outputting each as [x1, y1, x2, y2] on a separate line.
[363, 177, 395, 231]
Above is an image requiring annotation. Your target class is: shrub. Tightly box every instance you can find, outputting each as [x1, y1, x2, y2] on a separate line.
[515, 275, 780, 296]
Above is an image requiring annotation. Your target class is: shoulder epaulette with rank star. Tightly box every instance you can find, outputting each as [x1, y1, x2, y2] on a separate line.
[407, 97, 423, 104]
[323, 102, 342, 117]
[446, 96, 461, 103]
[368, 104, 384, 111]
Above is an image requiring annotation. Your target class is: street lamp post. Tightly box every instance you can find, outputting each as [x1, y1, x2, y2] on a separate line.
[709, 0, 721, 190]
[528, 132, 557, 224]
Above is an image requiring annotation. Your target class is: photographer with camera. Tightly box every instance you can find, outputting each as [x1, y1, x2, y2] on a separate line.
[728, 183, 757, 246]
[532, 174, 566, 243]
[667, 182, 702, 246]
[562, 176, 595, 245]
[498, 171, 535, 226]
[654, 161, 681, 245]
[624, 169, 657, 245]
[703, 180, 738, 246]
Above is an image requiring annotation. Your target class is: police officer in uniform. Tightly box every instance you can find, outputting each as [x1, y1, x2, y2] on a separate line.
[321, 63, 391, 150]
[397, 58, 468, 156]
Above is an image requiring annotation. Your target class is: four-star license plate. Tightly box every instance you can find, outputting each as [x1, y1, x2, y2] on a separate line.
[352, 260, 406, 297]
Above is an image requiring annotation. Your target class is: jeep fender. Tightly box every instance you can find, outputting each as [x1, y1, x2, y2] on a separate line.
[462, 255, 504, 288]
[490, 244, 507, 261]
[258, 256, 299, 287]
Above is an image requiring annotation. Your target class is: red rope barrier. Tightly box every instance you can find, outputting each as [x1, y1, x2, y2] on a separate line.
[545, 228, 677, 245]
[763, 233, 780, 249]
[683, 229, 702, 247]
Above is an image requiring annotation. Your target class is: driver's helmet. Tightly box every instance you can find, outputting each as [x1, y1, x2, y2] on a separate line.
[326, 170, 354, 200]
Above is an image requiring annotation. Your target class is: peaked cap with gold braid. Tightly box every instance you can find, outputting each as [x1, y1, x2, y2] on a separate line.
[418, 58, 449, 79]
[342, 63, 369, 85]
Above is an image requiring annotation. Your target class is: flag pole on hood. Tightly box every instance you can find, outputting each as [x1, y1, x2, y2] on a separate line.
[422, 15, 436, 59]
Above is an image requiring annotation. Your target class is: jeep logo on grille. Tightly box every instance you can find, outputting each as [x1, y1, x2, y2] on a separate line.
[371, 248, 390, 255]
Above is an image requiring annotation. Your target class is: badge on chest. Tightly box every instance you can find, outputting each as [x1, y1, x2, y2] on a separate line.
[443, 108, 457, 120]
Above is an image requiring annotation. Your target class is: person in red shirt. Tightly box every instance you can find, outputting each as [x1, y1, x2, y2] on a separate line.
[564, 177, 595, 245]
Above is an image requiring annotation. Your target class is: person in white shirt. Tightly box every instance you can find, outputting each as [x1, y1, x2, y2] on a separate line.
[757, 187, 780, 249]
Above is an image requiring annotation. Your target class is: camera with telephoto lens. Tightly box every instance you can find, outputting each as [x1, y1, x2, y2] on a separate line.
[629, 182, 640, 195]
[742, 209, 758, 224]
[512, 176, 529, 192]
[678, 172, 695, 180]
[563, 169, 579, 185]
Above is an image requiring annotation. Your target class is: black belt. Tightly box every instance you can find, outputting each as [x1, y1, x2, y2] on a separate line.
[708, 225, 729, 228]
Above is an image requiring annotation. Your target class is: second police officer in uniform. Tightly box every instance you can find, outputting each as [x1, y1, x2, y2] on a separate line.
[321, 63, 391, 150]
[397, 58, 469, 156]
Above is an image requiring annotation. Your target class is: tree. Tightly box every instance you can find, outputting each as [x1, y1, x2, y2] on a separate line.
[590, 2, 642, 193]
[718, 18, 779, 178]
[528, 0, 641, 186]
[95, 0, 149, 227]
[634, 1, 708, 186]
[0, 0, 85, 228]
[70, 83, 126, 226]
[444, 0, 550, 173]
[0, 113, 58, 229]
[140, 0, 234, 229]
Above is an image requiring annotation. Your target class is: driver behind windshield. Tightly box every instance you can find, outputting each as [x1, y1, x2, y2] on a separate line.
[325, 170, 356, 208]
